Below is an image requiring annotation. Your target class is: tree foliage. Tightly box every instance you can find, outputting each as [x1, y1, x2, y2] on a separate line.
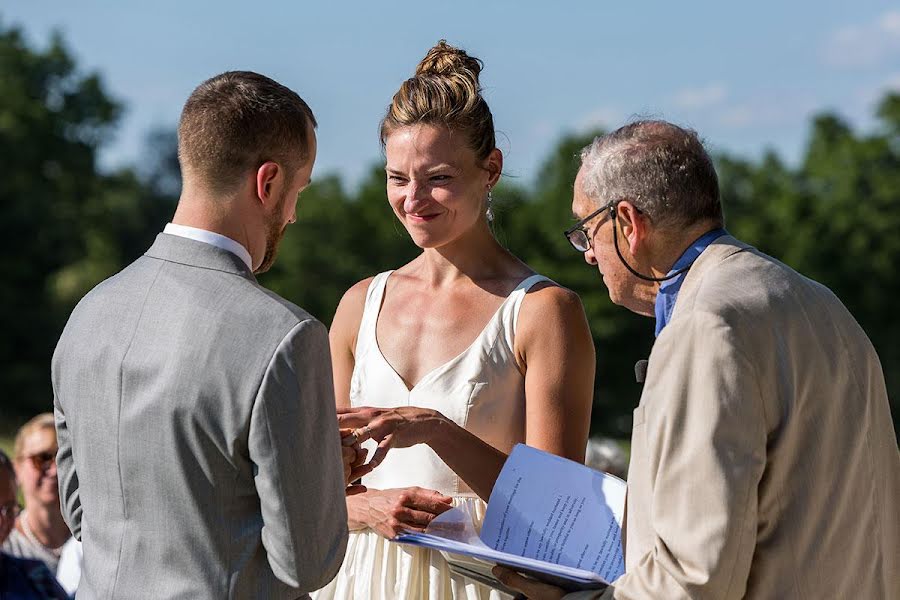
[2, 20, 897, 437]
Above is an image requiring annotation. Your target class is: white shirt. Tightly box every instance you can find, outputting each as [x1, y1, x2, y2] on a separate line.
[163, 223, 253, 271]
[56, 537, 83, 595]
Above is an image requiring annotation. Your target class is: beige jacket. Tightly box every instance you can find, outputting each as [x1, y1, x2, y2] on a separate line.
[572, 236, 899, 599]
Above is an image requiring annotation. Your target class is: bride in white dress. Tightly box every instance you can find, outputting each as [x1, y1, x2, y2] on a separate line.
[314, 40, 596, 600]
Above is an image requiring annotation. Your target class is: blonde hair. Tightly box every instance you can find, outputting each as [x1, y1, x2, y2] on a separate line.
[380, 40, 496, 162]
[14, 413, 56, 458]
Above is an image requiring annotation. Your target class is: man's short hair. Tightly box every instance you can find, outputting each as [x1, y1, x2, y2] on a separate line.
[178, 71, 317, 194]
[580, 120, 723, 229]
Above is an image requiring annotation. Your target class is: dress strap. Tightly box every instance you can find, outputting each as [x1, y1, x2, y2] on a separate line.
[353, 271, 393, 363]
[487, 274, 553, 353]
[510, 274, 553, 333]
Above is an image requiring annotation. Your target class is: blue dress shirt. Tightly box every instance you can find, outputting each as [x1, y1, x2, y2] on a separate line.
[654, 228, 728, 337]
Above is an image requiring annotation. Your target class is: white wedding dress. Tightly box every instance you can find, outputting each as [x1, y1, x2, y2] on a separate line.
[313, 271, 550, 600]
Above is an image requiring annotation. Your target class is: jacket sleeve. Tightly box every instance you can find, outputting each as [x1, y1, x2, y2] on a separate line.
[53, 360, 82, 541]
[568, 310, 767, 600]
[248, 318, 349, 592]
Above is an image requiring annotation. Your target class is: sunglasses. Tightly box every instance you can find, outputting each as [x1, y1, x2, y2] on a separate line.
[22, 451, 56, 471]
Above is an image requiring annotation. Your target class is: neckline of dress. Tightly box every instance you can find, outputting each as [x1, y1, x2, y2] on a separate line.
[373, 272, 543, 393]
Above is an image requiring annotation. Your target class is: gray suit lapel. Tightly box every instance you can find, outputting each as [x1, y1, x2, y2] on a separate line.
[144, 233, 256, 281]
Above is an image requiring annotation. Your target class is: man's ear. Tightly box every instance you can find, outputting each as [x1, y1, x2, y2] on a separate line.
[616, 200, 650, 255]
[255, 161, 281, 208]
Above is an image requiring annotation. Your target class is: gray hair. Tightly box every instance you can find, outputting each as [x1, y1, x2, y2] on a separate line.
[579, 120, 723, 229]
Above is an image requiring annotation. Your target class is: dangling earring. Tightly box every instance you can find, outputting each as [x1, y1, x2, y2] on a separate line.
[485, 188, 494, 223]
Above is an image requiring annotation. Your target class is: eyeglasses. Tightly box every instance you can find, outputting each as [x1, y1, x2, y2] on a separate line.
[22, 451, 56, 471]
[564, 201, 616, 252]
[0, 502, 21, 520]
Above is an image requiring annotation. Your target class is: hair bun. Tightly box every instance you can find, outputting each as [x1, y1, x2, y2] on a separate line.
[415, 40, 483, 86]
[381, 39, 495, 162]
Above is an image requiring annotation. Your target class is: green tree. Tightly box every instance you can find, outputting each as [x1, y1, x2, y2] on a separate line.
[2, 17, 896, 437]
[0, 21, 176, 418]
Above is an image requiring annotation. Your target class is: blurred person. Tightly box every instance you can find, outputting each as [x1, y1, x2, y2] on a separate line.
[52, 71, 359, 600]
[583, 438, 627, 480]
[495, 120, 900, 599]
[3, 414, 71, 575]
[0, 449, 68, 599]
[317, 41, 595, 600]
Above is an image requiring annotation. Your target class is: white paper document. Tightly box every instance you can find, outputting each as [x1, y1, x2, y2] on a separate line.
[394, 443, 626, 591]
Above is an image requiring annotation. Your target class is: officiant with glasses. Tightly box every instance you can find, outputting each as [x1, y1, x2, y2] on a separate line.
[495, 120, 899, 599]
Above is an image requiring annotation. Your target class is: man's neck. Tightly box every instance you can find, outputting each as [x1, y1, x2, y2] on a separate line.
[171, 194, 257, 267]
[649, 221, 723, 279]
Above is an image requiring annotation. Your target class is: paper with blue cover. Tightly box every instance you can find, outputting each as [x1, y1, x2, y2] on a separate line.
[393, 443, 626, 592]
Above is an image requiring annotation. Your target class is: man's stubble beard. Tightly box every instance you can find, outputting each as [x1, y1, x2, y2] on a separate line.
[254, 192, 289, 275]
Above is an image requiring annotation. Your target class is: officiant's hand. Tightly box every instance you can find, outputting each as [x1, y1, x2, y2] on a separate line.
[492, 566, 565, 600]
[361, 486, 453, 538]
[338, 406, 444, 471]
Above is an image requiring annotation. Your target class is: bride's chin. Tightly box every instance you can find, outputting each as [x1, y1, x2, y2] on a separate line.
[406, 231, 445, 250]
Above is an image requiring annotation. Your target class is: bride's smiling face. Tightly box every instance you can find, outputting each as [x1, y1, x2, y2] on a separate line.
[385, 123, 497, 249]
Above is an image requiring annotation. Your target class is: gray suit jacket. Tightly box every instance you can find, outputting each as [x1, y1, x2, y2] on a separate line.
[52, 233, 348, 600]
[571, 236, 899, 599]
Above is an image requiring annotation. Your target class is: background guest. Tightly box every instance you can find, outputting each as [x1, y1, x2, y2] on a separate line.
[0, 449, 68, 599]
[3, 414, 71, 575]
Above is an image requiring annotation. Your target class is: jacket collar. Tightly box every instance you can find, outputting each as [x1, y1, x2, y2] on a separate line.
[666, 234, 750, 324]
[144, 233, 257, 281]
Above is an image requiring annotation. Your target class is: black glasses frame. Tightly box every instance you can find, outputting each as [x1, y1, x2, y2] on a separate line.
[565, 199, 697, 283]
[563, 201, 617, 252]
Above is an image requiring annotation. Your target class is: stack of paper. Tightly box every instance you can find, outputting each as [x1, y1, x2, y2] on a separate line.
[394, 444, 626, 592]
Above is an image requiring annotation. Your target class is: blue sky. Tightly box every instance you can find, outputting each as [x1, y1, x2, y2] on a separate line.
[4, 1, 899, 187]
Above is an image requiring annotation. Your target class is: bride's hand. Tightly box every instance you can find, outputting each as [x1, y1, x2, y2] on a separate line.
[352, 487, 453, 538]
[338, 406, 445, 471]
[340, 428, 369, 494]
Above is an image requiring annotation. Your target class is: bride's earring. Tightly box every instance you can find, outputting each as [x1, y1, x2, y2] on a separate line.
[485, 188, 494, 223]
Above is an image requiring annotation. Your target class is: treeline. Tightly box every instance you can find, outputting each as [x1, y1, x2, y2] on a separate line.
[2, 20, 898, 437]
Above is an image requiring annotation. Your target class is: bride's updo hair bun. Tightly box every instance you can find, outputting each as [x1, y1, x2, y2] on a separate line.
[414, 39, 483, 79]
[381, 40, 496, 162]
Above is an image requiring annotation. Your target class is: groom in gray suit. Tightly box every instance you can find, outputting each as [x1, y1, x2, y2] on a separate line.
[52, 72, 350, 599]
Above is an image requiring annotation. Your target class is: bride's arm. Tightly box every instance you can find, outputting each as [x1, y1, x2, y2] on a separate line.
[330, 279, 454, 536]
[329, 278, 372, 409]
[342, 284, 596, 502]
[515, 283, 595, 462]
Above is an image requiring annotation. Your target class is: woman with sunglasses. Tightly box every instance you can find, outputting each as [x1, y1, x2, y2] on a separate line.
[2, 414, 71, 575]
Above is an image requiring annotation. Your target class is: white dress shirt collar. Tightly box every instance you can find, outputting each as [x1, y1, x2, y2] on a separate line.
[163, 223, 253, 271]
